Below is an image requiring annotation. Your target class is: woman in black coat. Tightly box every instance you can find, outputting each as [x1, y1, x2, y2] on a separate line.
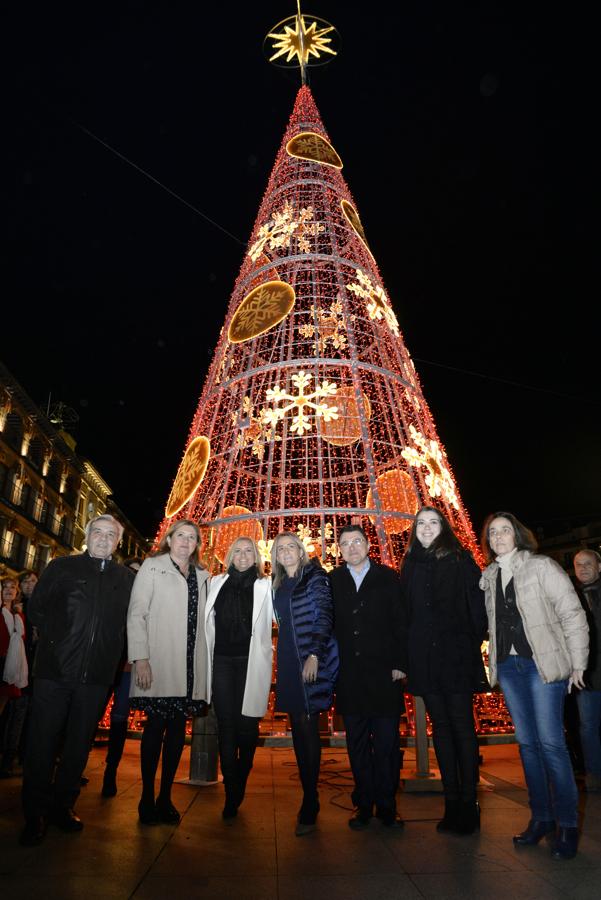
[400, 507, 487, 834]
[271, 532, 339, 836]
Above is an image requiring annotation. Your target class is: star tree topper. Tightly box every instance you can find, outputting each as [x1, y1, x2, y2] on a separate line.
[265, 1, 338, 85]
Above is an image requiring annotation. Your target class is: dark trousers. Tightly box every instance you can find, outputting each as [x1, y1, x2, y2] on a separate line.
[212, 655, 259, 798]
[344, 713, 401, 813]
[423, 692, 478, 803]
[22, 678, 108, 817]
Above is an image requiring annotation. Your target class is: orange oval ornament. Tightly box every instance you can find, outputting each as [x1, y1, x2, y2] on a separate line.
[340, 199, 371, 253]
[212, 505, 264, 564]
[286, 132, 343, 169]
[321, 386, 371, 447]
[165, 436, 210, 518]
[365, 469, 419, 535]
[228, 281, 295, 344]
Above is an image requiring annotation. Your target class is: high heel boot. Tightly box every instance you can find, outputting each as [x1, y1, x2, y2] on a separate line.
[436, 795, 461, 832]
[454, 799, 481, 835]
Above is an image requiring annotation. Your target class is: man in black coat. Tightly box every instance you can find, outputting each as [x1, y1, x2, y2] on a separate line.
[20, 515, 134, 846]
[330, 525, 405, 830]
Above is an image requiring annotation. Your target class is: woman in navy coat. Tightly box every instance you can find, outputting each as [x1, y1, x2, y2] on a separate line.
[271, 532, 339, 835]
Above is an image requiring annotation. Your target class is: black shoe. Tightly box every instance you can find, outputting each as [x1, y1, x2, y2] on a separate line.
[155, 800, 181, 825]
[513, 819, 556, 846]
[348, 807, 372, 830]
[19, 816, 47, 846]
[378, 810, 404, 829]
[138, 799, 159, 825]
[551, 827, 578, 860]
[101, 767, 118, 798]
[52, 807, 84, 833]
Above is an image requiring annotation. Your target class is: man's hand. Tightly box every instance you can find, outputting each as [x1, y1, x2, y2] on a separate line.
[135, 659, 153, 690]
[302, 655, 319, 683]
[392, 669, 406, 682]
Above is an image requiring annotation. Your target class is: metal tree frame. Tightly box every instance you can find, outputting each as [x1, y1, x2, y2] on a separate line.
[159, 86, 479, 571]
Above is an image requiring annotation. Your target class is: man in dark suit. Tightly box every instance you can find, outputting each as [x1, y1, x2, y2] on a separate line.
[330, 525, 405, 830]
[20, 515, 134, 846]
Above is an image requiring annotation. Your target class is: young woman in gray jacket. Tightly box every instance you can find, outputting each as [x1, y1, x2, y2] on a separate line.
[480, 511, 588, 861]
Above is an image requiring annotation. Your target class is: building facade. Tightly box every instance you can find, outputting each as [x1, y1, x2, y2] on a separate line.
[0, 363, 148, 576]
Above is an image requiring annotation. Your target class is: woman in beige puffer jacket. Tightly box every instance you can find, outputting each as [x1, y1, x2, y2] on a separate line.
[480, 511, 588, 861]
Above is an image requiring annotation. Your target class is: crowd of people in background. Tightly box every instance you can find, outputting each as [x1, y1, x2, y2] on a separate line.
[1, 510, 600, 863]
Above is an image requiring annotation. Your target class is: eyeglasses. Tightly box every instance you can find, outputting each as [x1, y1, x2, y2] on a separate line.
[339, 538, 366, 548]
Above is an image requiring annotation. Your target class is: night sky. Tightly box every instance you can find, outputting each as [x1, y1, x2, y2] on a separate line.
[3, 2, 597, 540]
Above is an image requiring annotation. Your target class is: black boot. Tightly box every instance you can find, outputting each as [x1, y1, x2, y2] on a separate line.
[222, 780, 239, 822]
[235, 758, 253, 809]
[550, 826, 578, 860]
[454, 799, 481, 835]
[513, 819, 556, 846]
[235, 733, 257, 809]
[295, 794, 320, 836]
[436, 795, 461, 833]
[101, 719, 128, 798]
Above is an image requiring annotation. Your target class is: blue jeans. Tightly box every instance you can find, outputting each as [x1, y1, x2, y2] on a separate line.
[576, 688, 601, 779]
[497, 655, 578, 827]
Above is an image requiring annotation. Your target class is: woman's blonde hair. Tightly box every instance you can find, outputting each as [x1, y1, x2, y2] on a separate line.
[224, 536, 265, 577]
[155, 519, 202, 567]
[271, 531, 309, 590]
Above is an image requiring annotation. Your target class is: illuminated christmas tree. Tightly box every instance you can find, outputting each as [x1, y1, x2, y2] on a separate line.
[159, 13, 479, 571]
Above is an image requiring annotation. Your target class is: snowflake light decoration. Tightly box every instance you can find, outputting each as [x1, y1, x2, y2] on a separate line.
[401, 425, 459, 509]
[346, 269, 400, 336]
[262, 370, 338, 435]
[232, 396, 281, 460]
[298, 300, 347, 354]
[258, 538, 275, 567]
[248, 200, 324, 262]
[296, 522, 339, 571]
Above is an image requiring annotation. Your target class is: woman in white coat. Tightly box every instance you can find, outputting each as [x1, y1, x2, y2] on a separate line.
[128, 519, 209, 825]
[205, 537, 273, 821]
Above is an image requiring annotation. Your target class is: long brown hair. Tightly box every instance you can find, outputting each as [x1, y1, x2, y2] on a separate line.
[405, 506, 463, 559]
[155, 519, 202, 567]
[480, 511, 538, 564]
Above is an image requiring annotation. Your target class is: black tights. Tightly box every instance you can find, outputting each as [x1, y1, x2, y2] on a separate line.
[423, 692, 478, 803]
[289, 712, 321, 815]
[212, 655, 260, 804]
[140, 713, 186, 805]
